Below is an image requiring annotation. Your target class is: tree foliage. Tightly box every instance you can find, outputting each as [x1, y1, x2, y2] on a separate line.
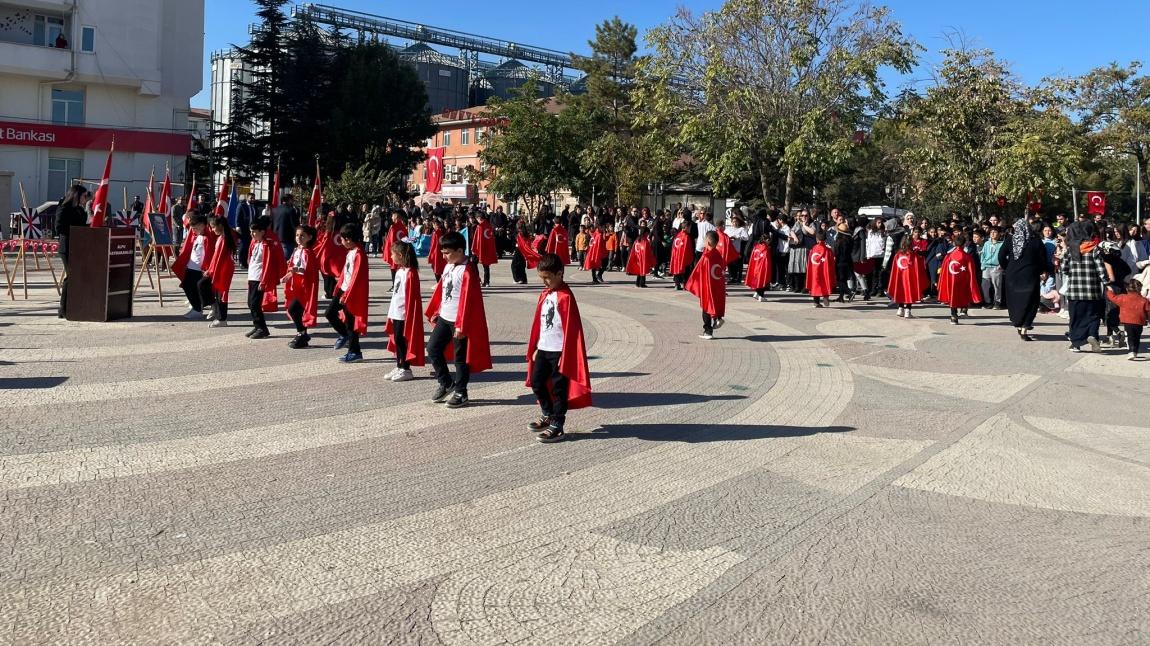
[324, 163, 405, 208]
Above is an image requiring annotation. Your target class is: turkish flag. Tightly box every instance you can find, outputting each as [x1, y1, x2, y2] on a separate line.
[1086, 191, 1106, 215]
[425, 147, 445, 194]
[306, 161, 321, 227]
[805, 242, 836, 297]
[686, 247, 727, 318]
[89, 141, 114, 227]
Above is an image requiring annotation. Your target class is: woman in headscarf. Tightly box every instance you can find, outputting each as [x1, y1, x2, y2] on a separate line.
[1060, 221, 1109, 352]
[999, 218, 1052, 341]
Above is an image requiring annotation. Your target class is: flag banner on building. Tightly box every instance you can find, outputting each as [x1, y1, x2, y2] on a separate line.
[1086, 191, 1106, 215]
[90, 141, 115, 227]
[19, 208, 42, 239]
[426, 147, 445, 194]
[306, 161, 322, 227]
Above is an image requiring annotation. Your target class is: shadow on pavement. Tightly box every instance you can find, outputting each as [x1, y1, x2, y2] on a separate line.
[0, 376, 69, 389]
[574, 422, 856, 443]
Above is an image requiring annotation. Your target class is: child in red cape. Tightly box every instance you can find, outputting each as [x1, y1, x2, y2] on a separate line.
[315, 213, 348, 300]
[526, 252, 591, 443]
[583, 224, 607, 284]
[806, 230, 836, 308]
[172, 213, 215, 319]
[474, 212, 499, 287]
[625, 226, 656, 288]
[385, 240, 425, 382]
[669, 221, 693, 291]
[245, 218, 286, 339]
[428, 220, 446, 281]
[545, 217, 571, 265]
[938, 233, 982, 324]
[887, 236, 928, 319]
[686, 230, 727, 340]
[202, 216, 236, 328]
[328, 224, 369, 362]
[743, 234, 773, 302]
[381, 211, 408, 277]
[512, 220, 539, 284]
[426, 231, 492, 408]
[283, 224, 320, 349]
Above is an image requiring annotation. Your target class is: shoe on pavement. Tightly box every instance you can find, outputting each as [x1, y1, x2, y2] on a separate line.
[1087, 336, 1101, 353]
[385, 367, 401, 379]
[339, 352, 363, 363]
[390, 369, 414, 382]
[897, 307, 905, 318]
[445, 392, 469, 408]
[209, 320, 228, 328]
[1069, 345, 1082, 353]
[1130, 353, 1138, 361]
[250, 329, 270, 340]
[713, 318, 724, 330]
[288, 335, 310, 349]
[431, 385, 453, 403]
[536, 425, 566, 443]
[698, 333, 713, 340]
[184, 309, 202, 319]
[528, 416, 552, 431]
[245, 328, 259, 338]
[334, 336, 348, 350]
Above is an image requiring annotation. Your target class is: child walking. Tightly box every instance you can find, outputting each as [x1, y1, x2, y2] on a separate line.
[526, 252, 592, 443]
[172, 214, 214, 319]
[283, 225, 319, 349]
[328, 224, 369, 362]
[938, 234, 982, 324]
[583, 224, 607, 284]
[201, 216, 236, 328]
[887, 236, 928, 319]
[743, 234, 773, 302]
[806, 230, 836, 308]
[1106, 278, 1150, 360]
[686, 231, 726, 340]
[246, 218, 286, 339]
[385, 240, 426, 381]
[669, 222, 692, 291]
[625, 226, 656, 288]
[425, 232, 493, 408]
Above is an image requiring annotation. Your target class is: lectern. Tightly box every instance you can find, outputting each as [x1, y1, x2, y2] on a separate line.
[65, 227, 135, 321]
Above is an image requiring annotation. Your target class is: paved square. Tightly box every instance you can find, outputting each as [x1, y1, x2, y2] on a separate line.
[1, 259, 1147, 644]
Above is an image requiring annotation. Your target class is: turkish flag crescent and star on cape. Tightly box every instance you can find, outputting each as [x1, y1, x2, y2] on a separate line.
[1086, 191, 1106, 215]
[426, 147, 445, 194]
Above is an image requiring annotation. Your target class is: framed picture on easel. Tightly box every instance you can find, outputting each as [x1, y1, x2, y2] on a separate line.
[147, 213, 173, 246]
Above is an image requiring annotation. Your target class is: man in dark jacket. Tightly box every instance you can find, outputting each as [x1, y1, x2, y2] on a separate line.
[272, 194, 300, 257]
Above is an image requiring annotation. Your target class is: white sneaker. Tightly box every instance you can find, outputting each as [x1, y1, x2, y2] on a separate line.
[385, 368, 401, 379]
[904, 311, 914, 319]
[1087, 336, 1101, 353]
[391, 369, 414, 382]
[208, 320, 228, 328]
[1130, 353, 1138, 361]
[698, 333, 713, 340]
[183, 309, 201, 319]
[204, 306, 215, 320]
[897, 307, 905, 318]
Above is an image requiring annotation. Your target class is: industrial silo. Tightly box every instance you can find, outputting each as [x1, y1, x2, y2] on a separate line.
[484, 60, 556, 100]
[399, 43, 469, 114]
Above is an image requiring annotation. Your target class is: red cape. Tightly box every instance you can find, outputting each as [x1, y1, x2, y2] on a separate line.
[425, 262, 492, 373]
[171, 230, 216, 281]
[517, 233, 541, 269]
[938, 247, 982, 308]
[525, 284, 592, 409]
[887, 251, 928, 305]
[315, 228, 348, 278]
[284, 246, 320, 327]
[336, 246, 369, 335]
[805, 242, 836, 297]
[669, 231, 693, 275]
[583, 230, 606, 270]
[546, 225, 571, 265]
[428, 229, 446, 276]
[381, 224, 408, 269]
[625, 236, 656, 276]
[475, 221, 499, 265]
[716, 229, 741, 265]
[249, 237, 287, 313]
[743, 242, 772, 290]
[686, 247, 727, 318]
[386, 267, 426, 367]
[203, 234, 235, 303]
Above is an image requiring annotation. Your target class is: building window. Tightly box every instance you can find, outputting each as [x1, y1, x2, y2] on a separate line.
[475, 127, 484, 142]
[443, 130, 451, 147]
[51, 89, 85, 125]
[33, 15, 66, 47]
[48, 158, 83, 201]
[460, 128, 469, 146]
[80, 26, 95, 53]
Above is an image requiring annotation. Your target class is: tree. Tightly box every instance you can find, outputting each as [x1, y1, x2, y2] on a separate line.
[324, 163, 405, 208]
[639, 0, 919, 210]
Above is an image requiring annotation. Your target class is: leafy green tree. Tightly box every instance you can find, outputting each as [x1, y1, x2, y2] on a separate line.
[325, 163, 405, 208]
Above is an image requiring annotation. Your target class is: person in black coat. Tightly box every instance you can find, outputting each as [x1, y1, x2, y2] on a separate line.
[272, 194, 300, 257]
[235, 195, 257, 268]
[54, 184, 91, 318]
[999, 219, 1053, 341]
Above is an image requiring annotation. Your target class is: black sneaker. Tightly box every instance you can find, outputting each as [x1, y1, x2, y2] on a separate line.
[250, 329, 270, 340]
[431, 385, 452, 403]
[528, 416, 552, 431]
[537, 425, 566, 443]
[445, 392, 469, 408]
[288, 335, 309, 349]
[245, 328, 259, 338]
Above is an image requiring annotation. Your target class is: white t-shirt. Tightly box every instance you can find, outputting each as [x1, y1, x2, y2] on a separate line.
[341, 248, 358, 292]
[695, 220, 716, 252]
[290, 247, 308, 272]
[537, 291, 564, 352]
[188, 235, 206, 271]
[388, 267, 408, 321]
[247, 242, 264, 281]
[438, 263, 467, 323]
[776, 225, 791, 253]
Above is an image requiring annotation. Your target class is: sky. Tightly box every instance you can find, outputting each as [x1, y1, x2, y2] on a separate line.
[193, 0, 1150, 108]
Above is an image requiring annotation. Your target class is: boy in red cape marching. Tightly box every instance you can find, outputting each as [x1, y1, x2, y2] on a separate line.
[428, 220, 446, 281]
[426, 231, 492, 408]
[545, 217, 571, 265]
[246, 218, 287, 339]
[283, 224, 320, 348]
[669, 221, 693, 291]
[328, 224, 369, 362]
[938, 233, 982, 324]
[743, 234, 773, 302]
[384, 240, 425, 382]
[583, 224, 607, 284]
[202, 216, 237, 328]
[172, 213, 216, 319]
[806, 230, 836, 308]
[686, 230, 727, 340]
[625, 226, 656, 288]
[474, 212, 499, 287]
[526, 253, 591, 444]
[316, 213, 348, 299]
[887, 236, 928, 319]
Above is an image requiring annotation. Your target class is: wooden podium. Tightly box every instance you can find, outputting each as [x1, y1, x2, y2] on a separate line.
[65, 227, 135, 321]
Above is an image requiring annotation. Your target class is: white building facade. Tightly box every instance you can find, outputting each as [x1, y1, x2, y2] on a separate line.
[0, 0, 204, 221]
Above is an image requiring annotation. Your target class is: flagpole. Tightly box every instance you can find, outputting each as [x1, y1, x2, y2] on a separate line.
[1072, 187, 1078, 220]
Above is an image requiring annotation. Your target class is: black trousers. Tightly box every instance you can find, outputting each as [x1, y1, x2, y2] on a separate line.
[197, 276, 217, 310]
[788, 272, 805, 293]
[1126, 324, 1144, 354]
[635, 274, 647, 287]
[772, 251, 787, 286]
[287, 299, 306, 334]
[511, 252, 527, 284]
[182, 269, 204, 311]
[326, 296, 360, 353]
[531, 349, 568, 428]
[238, 233, 251, 268]
[728, 257, 743, 282]
[482, 264, 491, 285]
[427, 318, 470, 394]
[836, 264, 853, 299]
[58, 240, 70, 317]
[322, 274, 337, 299]
[1067, 299, 1104, 347]
[702, 311, 715, 334]
[247, 281, 267, 331]
[391, 318, 410, 368]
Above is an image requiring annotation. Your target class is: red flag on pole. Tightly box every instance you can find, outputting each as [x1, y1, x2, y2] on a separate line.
[185, 175, 197, 220]
[157, 166, 172, 228]
[1086, 191, 1106, 215]
[142, 166, 156, 232]
[214, 175, 231, 217]
[306, 159, 322, 227]
[425, 147, 445, 194]
[90, 140, 114, 227]
[270, 162, 281, 209]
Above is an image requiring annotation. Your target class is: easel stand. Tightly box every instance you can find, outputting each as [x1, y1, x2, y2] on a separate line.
[134, 243, 176, 306]
[4, 239, 61, 300]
